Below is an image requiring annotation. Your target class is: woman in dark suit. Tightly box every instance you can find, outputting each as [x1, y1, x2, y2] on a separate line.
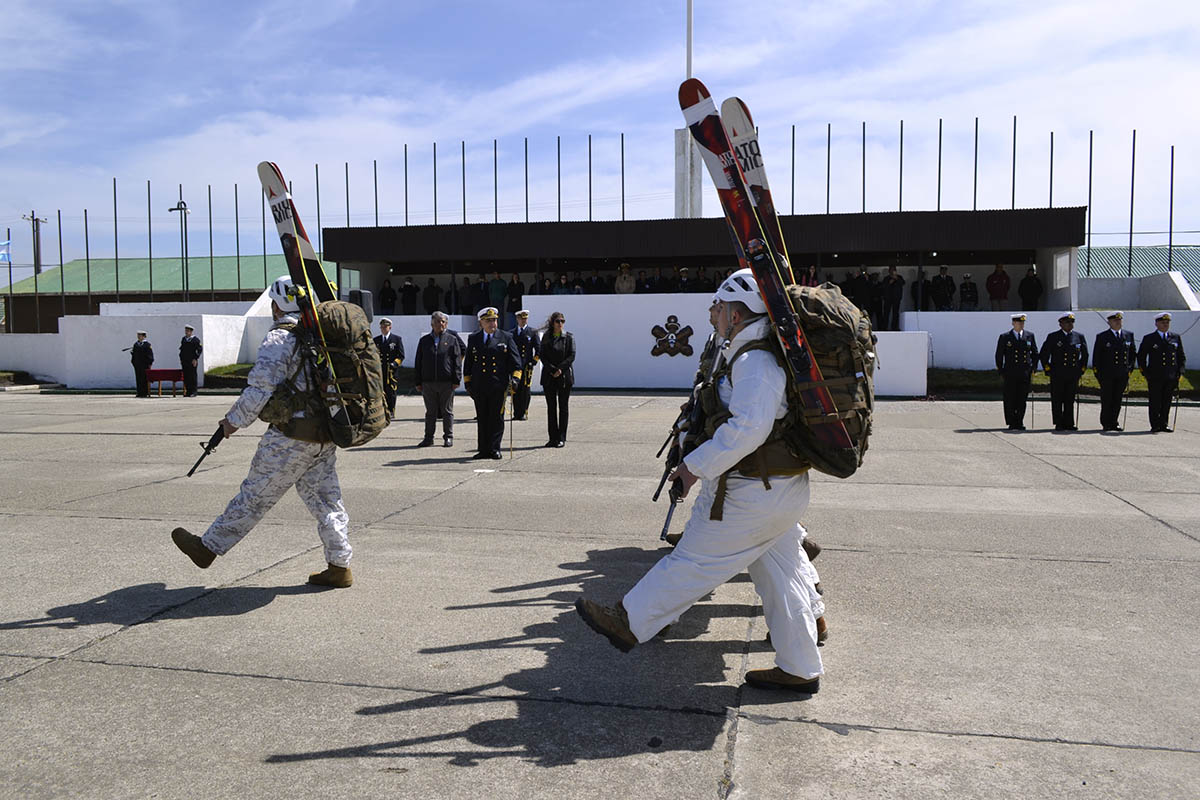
[539, 311, 575, 447]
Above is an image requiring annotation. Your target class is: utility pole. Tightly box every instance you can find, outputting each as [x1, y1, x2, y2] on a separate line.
[22, 211, 47, 275]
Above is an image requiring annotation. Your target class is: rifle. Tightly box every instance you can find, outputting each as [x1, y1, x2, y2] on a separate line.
[653, 332, 721, 540]
[187, 425, 226, 477]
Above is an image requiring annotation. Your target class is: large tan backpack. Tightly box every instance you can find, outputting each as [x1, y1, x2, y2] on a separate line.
[776, 282, 875, 478]
[261, 301, 389, 448]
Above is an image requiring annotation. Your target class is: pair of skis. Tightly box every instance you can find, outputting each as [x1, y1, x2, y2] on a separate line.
[679, 78, 854, 453]
[256, 161, 351, 437]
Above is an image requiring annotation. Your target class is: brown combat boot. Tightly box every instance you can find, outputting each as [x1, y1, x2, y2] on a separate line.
[664, 532, 682, 547]
[308, 563, 353, 588]
[744, 667, 820, 693]
[574, 598, 638, 652]
[171, 528, 215, 569]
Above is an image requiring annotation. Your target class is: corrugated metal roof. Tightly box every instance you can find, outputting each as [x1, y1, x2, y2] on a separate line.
[1078, 245, 1200, 293]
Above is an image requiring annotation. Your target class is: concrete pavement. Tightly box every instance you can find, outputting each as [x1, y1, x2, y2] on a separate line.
[0, 392, 1197, 798]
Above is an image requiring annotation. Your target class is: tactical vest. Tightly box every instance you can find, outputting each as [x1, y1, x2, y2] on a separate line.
[692, 338, 812, 521]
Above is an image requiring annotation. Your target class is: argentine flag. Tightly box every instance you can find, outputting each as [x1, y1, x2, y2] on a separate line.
[0, 240, 10, 263]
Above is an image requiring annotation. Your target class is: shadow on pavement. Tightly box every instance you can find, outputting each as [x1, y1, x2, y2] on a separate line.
[265, 545, 804, 769]
[0, 582, 317, 630]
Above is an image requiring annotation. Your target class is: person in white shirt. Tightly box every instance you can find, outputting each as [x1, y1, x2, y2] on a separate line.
[575, 269, 825, 692]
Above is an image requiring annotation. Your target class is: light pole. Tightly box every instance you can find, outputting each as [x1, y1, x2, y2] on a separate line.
[169, 199, 190, 301]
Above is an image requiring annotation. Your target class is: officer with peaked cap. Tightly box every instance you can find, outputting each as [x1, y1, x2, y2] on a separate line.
[179, 324, 203, 397]
[373, 318, 405, 419]
[509, 309, 540, 420]
[1039, 311, 1088, 431]
[995, 313, 1039, 430]
[1137, 312, 1187, 432]
[464, 307, 523, 458]
[1092, 311, 1137, 431]
[131, 330, 154, 397]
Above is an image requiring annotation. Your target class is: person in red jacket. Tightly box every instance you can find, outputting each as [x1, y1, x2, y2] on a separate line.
[986, 264, 1011, 311]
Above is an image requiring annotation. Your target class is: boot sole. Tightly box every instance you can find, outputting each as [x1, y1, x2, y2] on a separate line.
[745, 674, 820, 694]
[574, 599, 636, 653]
[171, 528, 214, 569]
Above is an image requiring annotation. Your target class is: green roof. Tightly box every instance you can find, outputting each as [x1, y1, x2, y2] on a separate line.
[1078, 245, 1200, 293]
[2, 253, 326, 294]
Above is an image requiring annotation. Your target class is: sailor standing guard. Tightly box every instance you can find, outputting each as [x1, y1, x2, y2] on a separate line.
[464, 307, 523, 459]
[1039, 312, 1088, 431]
[373, 318, 405, 419]
[131, 330, 154, 398]
[1137, 312, 1187, 432]
[179, 325, 203, 397]
[1092, 311, 1137, 431]
[995, 313, 1039, 430]
[509, 310, 540, 421]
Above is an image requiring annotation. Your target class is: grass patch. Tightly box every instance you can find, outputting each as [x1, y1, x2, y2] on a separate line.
[928, 368, 1199, 399]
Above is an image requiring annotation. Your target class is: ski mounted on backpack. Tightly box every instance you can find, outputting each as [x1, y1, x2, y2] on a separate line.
[257, 161, 354, 445]
[678, 78, 857, 462]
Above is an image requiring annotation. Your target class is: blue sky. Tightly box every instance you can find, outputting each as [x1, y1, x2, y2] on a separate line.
[2, 0, 1198, 280]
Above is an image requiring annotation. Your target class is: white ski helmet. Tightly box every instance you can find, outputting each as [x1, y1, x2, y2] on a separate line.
[268, 275, 301, 313]
[713, 268, 766, 315]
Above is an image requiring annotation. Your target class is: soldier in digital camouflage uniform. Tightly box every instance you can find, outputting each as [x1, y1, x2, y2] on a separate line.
[170, 276, 353, 588]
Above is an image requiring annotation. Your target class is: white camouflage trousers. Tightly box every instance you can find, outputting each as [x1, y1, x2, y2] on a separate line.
[201, 426, 352, 567]
[623, 472, 824, 679]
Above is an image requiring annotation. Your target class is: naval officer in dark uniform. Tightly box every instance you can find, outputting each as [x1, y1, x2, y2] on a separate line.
[1092, 311, 1137, 431]
[373, 318, 405, 419]
[995, 313, 1039, 430]
[179, 324, 203, 397]
[1137, 312, 1187, 432]
[131, 330, 154, 397]
[509, 309, 540, 420]
[1039, 311, 1088, 431]
[464, 306, 523, 459]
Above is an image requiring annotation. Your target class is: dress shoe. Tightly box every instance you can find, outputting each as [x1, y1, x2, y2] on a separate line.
[554, 441, 565, 448]
[443, 437, 453, 447]
[308, 563, 353, 588]
[491, 452, 504, 460]
[1014, 425, 1027, 431]
[544, 440, 558, 448]
[575, 598, 637, 652]
[171, 527, 215, 569]
[1067, 425, 1078, 431]
[472, 452, 488, 459]
[802, 536, 821, 561]
[744, 667, 820, 693]
[416, 439, 434, 448]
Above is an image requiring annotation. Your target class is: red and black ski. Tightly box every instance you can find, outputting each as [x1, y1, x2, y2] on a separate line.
[679, 78, 854, 451]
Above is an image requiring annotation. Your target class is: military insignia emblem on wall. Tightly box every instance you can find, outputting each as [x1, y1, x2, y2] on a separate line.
[650, 315, 694, 357]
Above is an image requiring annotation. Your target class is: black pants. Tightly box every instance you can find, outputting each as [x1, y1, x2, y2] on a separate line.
[135, 368, 149, 397]
[1049, 373, 1080, 428]
[472, 387, 506, 454]
[1001, 372, 1031, 428]
[882, 300, 900, 331]
[182, 361, 198, 395]
[513, 382, 532, 420]
[545, 385, 571, 443]
[1147, 376, 1178, 431]
[421, 381, 455, 440]
[1097, 371, 1128, 429]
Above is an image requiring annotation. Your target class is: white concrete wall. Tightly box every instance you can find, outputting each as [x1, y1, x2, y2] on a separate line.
[1141, 272, 1200, 311]
[872, 332, 929, 396]
[904, 309, 1200, 370]
[100, 301, 254, 316]
[0, 334, 66, 382]
[1077, 278, 1140, 310]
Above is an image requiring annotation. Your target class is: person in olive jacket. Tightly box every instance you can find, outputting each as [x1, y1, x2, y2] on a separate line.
[539, 311, 576, 447]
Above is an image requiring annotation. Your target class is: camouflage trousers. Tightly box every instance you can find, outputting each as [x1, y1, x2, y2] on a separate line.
[202, 426, 352, 567]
